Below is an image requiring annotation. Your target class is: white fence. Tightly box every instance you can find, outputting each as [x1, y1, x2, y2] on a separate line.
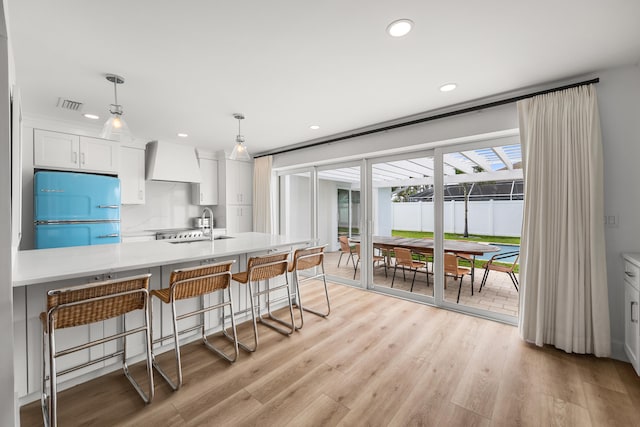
[391, 200, 523, 237]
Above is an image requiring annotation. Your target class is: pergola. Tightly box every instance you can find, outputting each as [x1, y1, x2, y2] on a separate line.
[317, 142, 523, 187]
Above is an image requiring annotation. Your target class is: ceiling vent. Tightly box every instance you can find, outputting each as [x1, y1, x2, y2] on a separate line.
[56, 97, 84, 111]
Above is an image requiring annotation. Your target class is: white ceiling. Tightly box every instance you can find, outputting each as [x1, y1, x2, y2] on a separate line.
[6, 1, 640, 156]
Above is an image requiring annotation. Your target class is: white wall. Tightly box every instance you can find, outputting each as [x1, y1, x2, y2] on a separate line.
[598, 64, 640, 359]
[278, 174, 311, 238]
[317, 179, 338, 251]
[121, 181, 201, 233]
[1, 2, 16, 424]
[272, 103, 518, 169]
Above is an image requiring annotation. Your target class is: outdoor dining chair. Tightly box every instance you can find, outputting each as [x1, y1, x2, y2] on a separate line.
[352, 243, 387, 279]
[479, 251, 520, 292]
[444, 253, 472, 303]
[392, 247, 427, 291]
[337, 236, 356, 268]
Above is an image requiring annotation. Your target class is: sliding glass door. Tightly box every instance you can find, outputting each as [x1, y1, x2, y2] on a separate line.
[437, 136, 522, 323]
[276, 134, 521, 324]
[278, 168, 314, 239]
[368, 151, 435, 303]
[316, 162, 363, 287]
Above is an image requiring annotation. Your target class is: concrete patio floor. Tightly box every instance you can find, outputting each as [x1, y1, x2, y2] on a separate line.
[322, 250, 519, 317]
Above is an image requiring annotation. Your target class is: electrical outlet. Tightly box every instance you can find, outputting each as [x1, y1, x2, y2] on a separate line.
[604, 214, 619, 228]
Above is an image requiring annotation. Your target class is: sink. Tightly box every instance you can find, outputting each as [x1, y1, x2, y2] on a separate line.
[167, 235, 233, 244]
[167, 239, 208, 244]
[214, 235, 233, 240]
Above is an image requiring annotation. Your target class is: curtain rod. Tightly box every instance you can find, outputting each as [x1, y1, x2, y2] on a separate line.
[254, 77, 600, 159]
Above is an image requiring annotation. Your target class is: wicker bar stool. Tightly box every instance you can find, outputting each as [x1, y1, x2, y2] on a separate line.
[150, 260, 237, 391]
[288, 245, 330, 330]
[228, 251, 294, 352]
[40, 274, 154, 427]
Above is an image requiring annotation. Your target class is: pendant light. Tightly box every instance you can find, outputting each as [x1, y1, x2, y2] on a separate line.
[229, 113, 251, 160]
[99, 73, 133, 142]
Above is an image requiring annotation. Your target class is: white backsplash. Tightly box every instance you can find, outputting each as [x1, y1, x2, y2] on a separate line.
[121, 181, 214, 233]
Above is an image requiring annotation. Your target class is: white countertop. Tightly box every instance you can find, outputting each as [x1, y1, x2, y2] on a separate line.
[13, 232, 312, 287]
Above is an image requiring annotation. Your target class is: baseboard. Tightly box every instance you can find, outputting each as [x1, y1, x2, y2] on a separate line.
[610, 338, 628, 362]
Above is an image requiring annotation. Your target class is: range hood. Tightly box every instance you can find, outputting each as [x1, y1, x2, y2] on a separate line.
[145, 141, 202, 183]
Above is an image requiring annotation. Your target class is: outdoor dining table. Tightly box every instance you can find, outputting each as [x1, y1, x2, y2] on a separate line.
[351, 236, 500, 284]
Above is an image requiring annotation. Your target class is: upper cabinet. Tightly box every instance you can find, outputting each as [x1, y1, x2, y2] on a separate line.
[33, 129, 119, 174]
[120, 146, 146, 204]
[223, 159, 252, 205]
[191, 157, 218, 205]
[218, 157, 253, 233]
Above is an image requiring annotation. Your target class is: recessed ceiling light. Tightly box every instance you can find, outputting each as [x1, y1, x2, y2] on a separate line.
[83, 113, 100, 120]
[310, 125, 320, 130]
[177, 133, 188, 138]
[386, 19, 413, 37]
[439, 83, 457, 92]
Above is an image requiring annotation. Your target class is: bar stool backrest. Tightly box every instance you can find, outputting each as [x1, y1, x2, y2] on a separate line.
[45, 274, 150, 330]
[248, 251, 290, 281]
[291, 245, 326, 272]
[169, 261, 234, 301]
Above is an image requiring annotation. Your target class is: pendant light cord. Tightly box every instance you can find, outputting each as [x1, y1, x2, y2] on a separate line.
[113, 79, 119, 106]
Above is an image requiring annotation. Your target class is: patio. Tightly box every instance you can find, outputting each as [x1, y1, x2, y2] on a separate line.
[322, 250, 519, 317]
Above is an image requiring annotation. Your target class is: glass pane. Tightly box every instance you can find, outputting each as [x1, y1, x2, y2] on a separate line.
[370, 154, 435, 298]
[318, 165, 362, 286]
[279, 172, 311, 238]
[441, 143, 522, 318]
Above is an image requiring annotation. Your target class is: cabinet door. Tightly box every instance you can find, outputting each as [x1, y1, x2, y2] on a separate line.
[120, 146, 146, 204]
[226, 159, 253, 204]
[625, 280, 640, 372]
[236, 160, 253, 204]
[227, 205, 252, 233]
[192, 158, 218, 205]
[80, 136, 119, 173]
[33, 129, 80, 169]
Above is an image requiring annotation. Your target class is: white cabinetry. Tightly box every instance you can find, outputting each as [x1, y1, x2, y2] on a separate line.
[623, 253, 640, 375]
[191, 157, 218, 205]
[219, 156, 253, 233]
[226, 206, 252, 233]
[225, 159, 252, 204]
[119, 146, 146, 204]
[34, 129, 119, 174]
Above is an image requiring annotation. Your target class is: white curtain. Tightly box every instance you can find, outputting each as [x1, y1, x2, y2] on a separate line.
[253, 155, 276, 233]
[518, 84, 611, 357]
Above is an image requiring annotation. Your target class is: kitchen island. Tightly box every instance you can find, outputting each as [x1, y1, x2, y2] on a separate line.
[13, 232, 313, 403]
[13, 232, 312, 286]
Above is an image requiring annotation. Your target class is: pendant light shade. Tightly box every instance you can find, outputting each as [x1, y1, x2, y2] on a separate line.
[229, 113, 251, 161]
[99, 74, 133, 142]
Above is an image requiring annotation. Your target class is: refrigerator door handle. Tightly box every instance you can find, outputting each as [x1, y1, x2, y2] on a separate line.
[97, 233, 120, 238]
[97, 205, 119, 209]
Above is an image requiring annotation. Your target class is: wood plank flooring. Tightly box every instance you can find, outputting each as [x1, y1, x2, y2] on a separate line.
[20, 281, 640, 426]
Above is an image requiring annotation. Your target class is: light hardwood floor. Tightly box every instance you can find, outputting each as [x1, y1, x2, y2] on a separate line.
[21, 281, 640, 426]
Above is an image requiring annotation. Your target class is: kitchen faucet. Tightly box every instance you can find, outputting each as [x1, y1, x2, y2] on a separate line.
[201, 207, 214, 241]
